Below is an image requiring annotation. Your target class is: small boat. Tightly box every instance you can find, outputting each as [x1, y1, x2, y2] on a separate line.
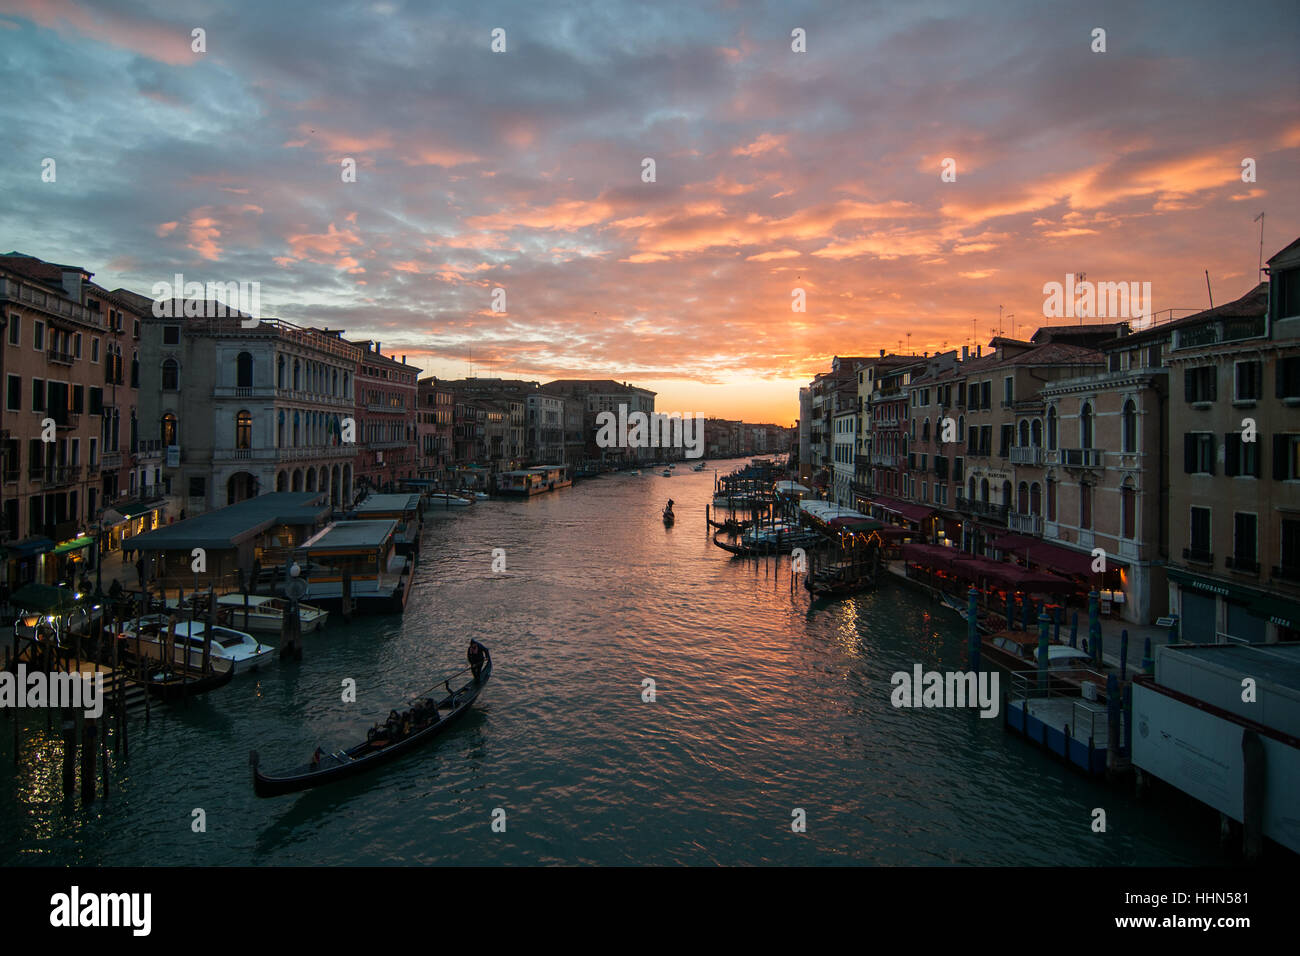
[804, 552, 883, 598]
[692, 463, 706, 471]
[145, 656, 235, 702]
[425, 492, 472, 508]
[166, 592, 329, 634]
[710, 527, 824, 556]
[661, 469, 672, 477]
[118, 615, 274, 674]
[251, 642, 492, 797]
[630, 470, 641, 477]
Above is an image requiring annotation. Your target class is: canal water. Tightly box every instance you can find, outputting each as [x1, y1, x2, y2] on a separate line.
[1, 463, 1225, 865]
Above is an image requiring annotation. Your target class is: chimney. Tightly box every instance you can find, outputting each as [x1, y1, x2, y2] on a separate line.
[879, 348, 885, 357]
[976, 345, 982, 357]
[402, 355, 407, 364]
[375, 340, 381, 355]
[961, 345, 969, 361]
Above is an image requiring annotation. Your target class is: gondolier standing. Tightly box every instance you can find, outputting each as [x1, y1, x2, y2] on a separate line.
[468, 640, 489, 681]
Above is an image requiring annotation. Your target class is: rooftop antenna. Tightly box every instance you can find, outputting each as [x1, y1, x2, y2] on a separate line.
[1008, 314, 1015, 340]
[1075, 271, 1088, 325]
[1254, 211, 1266, 280]
[1205, 270, 1214, 310]
[906, 332, 912, 354]
[998, 304, 1003, 337]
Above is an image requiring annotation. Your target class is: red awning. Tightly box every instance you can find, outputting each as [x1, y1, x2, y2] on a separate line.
[991, 533, 1038, 553]
[1015, 540, 1107, 577]
[868, 496, 937, 524]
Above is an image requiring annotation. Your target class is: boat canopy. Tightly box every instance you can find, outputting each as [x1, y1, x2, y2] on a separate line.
[773, 481, 812, 496]
[799, 500, 870, 525]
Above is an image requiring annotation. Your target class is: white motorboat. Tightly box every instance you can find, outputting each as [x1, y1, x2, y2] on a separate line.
[166, 592, 328, 634]
[425, 492, 473, 508]
[662, 469, 672, 477]
[117, 615, 274, 674]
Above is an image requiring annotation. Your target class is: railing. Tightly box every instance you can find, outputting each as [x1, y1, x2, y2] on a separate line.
[366, 403, 406, 414]
[0, 277, 101, 325]
[1008, 512, 1044, 535]
[1182, 547, 1213, 565]
[1173, 315, 1266, 351]
[1060, 447, 1104, 468]
[53, 412, 80, 429]
[42, 465, 83, 487]
[955, 495, 1010, 521]
[47, 348, 75, 365]
[1223, 556, 1259, 573]
[1010, 446, 1044, 466]
[100, 451, 122, 468]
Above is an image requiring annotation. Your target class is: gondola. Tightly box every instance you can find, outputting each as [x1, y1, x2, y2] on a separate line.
[707, 517, 754, 533]
[663, 509, 675, 526]
[250, 642, 492, 797]
[145, 656, 235, 702]
[710, 528, 825, 556]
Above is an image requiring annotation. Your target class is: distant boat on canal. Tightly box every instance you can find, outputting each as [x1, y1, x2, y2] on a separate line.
[117, 615, 274, 674]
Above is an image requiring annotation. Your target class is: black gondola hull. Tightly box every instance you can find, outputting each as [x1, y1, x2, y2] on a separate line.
[252, 658, 491, 797]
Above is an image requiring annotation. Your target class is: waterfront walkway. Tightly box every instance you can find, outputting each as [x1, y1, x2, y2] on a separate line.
[883, 563, 1177, 675]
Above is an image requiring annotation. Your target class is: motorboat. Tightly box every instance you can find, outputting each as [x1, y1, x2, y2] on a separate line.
[117, 614, 274, 674]
[425, 492, 473, 508]
[166, 592, 329, 634]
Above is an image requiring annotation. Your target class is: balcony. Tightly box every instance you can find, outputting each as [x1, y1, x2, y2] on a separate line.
[1007, 512, 1044, 535]
[100, 451, 122, 469]
[1061, 447, 1104, 469]
[1273, 564, 1300, 583]
[43, 465, 83, 488]
[47, 348, 75, 365]
[135, 440, 164, 460]
[1173, 316, 1266, 351]
[52, 412, 80, 429]
[1224, 555, 1260, 574]
[1182, 547, 1214, 566]
[1009, 446, 1044, 466]
[955, 495, 1010, 522]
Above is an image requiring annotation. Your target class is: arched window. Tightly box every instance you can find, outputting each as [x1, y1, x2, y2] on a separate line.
[1121, 480, 1136, 539]
[161, 412, 178, 446]
[1018, 420, 1029, 447]
[162, 358, 180, 391]
[1001, 480, 1012, 507]
[332, 369, 338, 395]
[1046, 478, 1056, 521]
[1080, 483, 1093, 529]
[1122, 400, 1137, 453]
[277, 355, 285, 388]
[1030, 482, 1042, 516]
[1080, 402, 1094, 449]
[293, 411, 300, 446]
[958, 414, 965, 441]
[922, 417, 930, 442]
[1047, 406, 1058, 450]
[1018, 481, 1029, 513]
[236, 410, 252, 449]
[130, 351, 140, 389]
[237, 352, 253, 388]
[1031, 418, 1042, 447]
[980, 478, 990, 503]
[277, 410, 285, 448]
[342, 371, 350, 397]
[293, 359, 301, 391]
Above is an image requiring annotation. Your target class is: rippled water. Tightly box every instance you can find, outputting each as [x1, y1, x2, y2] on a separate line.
[1, 463, 1225, 865]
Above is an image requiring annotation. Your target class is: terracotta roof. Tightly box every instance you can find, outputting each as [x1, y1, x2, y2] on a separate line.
[1108, 282, 1268, 347]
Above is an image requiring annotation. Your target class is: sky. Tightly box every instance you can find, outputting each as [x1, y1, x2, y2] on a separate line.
[1, 0, 1297, 426]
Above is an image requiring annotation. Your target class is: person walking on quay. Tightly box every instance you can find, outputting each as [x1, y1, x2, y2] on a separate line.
[135, 557, 144, 587]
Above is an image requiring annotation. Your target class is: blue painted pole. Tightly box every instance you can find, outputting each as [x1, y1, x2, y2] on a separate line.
[1142, 636, 1154, 675]
[1168, 616, 1180, 646]
[1088, 590, 1100, 661]
[967, 586, 980, 671]
[1022, 595, 1034, 630]
[1053, 605, 1061, 642]
[1106, 673, 1121, 770]
[1006, 591, 1014, 631]
[1069, 611, 1079, 648]
[1122, 683, 1133, 757]
[1119, 628, 1129, 681]
[1037, 610, 1050, 692]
